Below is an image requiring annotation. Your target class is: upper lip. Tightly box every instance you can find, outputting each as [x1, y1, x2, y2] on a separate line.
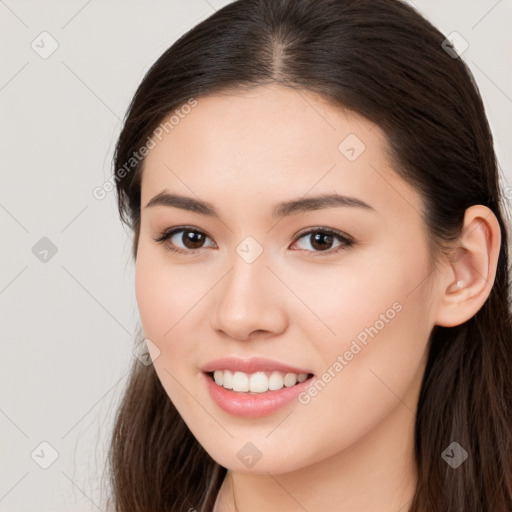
[201, 357, 313, 375]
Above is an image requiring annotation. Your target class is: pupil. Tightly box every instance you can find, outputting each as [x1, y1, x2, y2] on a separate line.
[185, 231, 204, 248]
[312, 232, 332, 251]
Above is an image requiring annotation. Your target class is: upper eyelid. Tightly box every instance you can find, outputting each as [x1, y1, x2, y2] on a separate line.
[154, 226, 215, 243]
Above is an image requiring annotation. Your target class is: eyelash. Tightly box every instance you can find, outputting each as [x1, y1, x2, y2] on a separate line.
[152, 226, 355, 257]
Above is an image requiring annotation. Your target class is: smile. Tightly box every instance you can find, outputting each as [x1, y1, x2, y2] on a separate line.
[201, 360, 315, 417]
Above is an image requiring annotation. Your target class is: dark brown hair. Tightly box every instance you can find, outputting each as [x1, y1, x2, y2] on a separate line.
[105, 0, 512, 510]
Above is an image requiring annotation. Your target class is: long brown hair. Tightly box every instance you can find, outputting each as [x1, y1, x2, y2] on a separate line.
[104, 0, 512, 510]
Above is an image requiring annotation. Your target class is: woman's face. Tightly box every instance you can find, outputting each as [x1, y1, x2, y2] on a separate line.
[135, 84, 439, 473]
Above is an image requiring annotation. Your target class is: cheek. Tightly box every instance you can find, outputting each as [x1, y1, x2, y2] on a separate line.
[278, 248, 418, 352]
[135, 247, 196, 338]
[135, 254, 168, 339]
[293, 249, 432, 443]
[134, 252, 203, 412]
[134, 251, 191, 376]
[292, 244, 431, 394]
[134, 248, 214, 368]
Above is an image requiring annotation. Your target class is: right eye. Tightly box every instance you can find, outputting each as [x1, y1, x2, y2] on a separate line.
[153, 227, 216, 255]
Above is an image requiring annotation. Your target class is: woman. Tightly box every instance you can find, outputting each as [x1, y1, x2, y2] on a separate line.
[105, 0, 512, 510]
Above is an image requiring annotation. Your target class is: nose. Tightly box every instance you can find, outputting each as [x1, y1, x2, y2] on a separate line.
[211, 250, 288, 341]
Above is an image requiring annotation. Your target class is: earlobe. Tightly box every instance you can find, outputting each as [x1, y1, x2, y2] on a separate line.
[435, 205, 501, 328]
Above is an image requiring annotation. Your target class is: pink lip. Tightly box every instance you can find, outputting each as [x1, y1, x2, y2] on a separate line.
[200, 357, 312, 375]
[202, 371, 314, 418]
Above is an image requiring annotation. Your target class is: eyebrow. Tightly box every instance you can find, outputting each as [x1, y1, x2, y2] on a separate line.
[145, 191, 375, 219]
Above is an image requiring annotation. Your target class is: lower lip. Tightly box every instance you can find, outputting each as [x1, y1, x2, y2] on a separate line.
[203, 372, 314, 418]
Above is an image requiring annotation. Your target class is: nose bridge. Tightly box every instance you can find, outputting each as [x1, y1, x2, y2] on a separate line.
[212, 236, 286, 339]
[221, 240, 270, 315]
[228, 243, 267, 296]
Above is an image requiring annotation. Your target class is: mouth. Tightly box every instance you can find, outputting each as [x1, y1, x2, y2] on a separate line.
[205, 369, 315, 394]
[203, 369, 316, 417]
[200, 356, 316, 417]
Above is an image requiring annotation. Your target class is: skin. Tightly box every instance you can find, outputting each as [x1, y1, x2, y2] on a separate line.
[134, 84, 501, 511]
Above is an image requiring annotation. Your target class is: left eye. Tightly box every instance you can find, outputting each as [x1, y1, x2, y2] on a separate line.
[292, 228, 354, 254]
[153, 227, 354, 256]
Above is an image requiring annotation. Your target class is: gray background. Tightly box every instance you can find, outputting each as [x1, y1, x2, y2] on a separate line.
[1, 1, 511, 510]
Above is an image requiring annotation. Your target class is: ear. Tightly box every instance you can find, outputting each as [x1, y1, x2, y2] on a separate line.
[434, 205, 501, 327]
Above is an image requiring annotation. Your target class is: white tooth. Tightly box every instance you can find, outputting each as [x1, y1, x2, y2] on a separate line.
[223, 370, 233, 389]
[268, 371, 285, 391]
[232, 371, 249, 392]
[249, 372, 269, 393]
[283, 373, 298, 387]
[218, 369, 305, 392]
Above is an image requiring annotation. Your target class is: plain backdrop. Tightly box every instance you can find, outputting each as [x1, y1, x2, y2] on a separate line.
[1, 1, 511, 510]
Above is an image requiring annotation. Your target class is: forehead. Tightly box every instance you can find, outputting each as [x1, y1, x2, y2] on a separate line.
[140, 84, 423, 220]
